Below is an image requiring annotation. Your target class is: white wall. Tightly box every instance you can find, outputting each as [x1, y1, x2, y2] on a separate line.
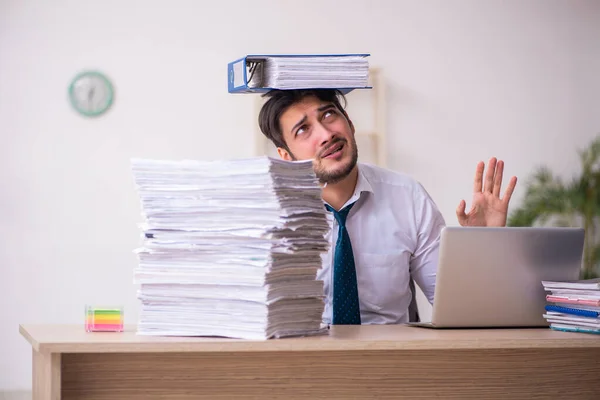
[1, 0, 599, 393]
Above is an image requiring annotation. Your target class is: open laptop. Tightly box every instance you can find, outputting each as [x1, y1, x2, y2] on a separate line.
[409, 226, 584, 328]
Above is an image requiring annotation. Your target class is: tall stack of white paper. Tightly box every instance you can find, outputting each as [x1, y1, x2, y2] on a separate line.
[130, 157, 331, 340]
[263, 55, 369, 89]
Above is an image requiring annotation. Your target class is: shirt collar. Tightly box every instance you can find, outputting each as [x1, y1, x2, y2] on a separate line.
[344, 163, 374, 206]
[323, 163, 374, 211]
[355, 163, 374, 196]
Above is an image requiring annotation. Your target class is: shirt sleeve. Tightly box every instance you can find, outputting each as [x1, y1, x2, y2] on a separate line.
[409, 183, 446, 304]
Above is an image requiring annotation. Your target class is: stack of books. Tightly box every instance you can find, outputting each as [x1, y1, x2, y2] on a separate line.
[542, 278, 600, 334]
[130, 156, 331, 340]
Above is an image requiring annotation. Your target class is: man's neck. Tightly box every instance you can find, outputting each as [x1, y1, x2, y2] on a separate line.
[321, 165, 359, 211]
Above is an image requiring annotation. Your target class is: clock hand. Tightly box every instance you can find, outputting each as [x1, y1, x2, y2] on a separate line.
[88, 87, 95, 108]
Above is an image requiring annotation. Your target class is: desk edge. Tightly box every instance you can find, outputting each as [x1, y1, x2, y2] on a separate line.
[19, 324, 41, 352]
[23, 340, 600, 354]
[19, 324, 600, 354]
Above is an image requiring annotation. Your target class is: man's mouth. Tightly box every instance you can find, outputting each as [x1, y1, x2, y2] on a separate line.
[321, 142, 345, 159]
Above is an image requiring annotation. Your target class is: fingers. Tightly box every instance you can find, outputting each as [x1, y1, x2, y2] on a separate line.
[484, 157, 497, 193]
[473, 161, 484, 193]
[456, 199, 467, 226]
[493, 160, 504, 197]
[503, 176, 518, 204]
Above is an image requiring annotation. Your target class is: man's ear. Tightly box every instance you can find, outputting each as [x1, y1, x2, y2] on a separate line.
[277, 147, 293, 161]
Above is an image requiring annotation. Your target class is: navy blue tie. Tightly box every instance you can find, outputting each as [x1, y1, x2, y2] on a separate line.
[326, 203, 361, 325]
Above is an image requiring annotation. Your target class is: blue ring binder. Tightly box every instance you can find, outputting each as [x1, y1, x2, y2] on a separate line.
[227, 54, 372, 94]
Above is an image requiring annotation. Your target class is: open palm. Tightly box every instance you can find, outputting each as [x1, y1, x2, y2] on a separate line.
[456, 157, 518, 227]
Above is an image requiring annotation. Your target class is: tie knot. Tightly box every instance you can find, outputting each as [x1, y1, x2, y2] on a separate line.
[325, 202, 355, 226]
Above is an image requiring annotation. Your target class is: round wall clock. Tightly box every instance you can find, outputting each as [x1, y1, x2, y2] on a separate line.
[68, 71, 114, 117]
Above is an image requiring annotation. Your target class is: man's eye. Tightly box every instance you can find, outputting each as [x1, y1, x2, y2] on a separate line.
[296, 126, 307, 136]
[323, 110, 337, 119]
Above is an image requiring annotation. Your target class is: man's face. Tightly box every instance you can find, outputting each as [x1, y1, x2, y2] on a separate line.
[277, 96, 358, 184]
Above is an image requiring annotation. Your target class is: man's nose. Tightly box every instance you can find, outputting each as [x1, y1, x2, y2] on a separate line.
[315, 122, 335, 146]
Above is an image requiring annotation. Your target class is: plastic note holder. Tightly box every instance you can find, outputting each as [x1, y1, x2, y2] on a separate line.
[85, 305, 124, 332]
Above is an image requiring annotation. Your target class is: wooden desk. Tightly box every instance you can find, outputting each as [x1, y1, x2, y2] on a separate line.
[20, 324, 600, 400]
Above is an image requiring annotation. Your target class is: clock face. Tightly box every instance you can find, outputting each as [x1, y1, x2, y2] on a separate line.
[68, 71, 114, 116]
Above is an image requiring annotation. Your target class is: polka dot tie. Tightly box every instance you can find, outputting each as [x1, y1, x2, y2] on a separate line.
[326, 203, 361, 325]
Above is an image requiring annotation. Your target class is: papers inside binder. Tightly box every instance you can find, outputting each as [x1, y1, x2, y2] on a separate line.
[228, 54, 371, 93]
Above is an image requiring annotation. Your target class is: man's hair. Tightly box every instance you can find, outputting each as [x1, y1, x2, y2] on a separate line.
[258, 89, 348, 151]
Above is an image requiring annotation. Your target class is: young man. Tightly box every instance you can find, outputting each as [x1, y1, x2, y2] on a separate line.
[258, 89, 518, 325]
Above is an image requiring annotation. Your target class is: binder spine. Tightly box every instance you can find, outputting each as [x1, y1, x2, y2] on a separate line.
[228, 56, 248, 93]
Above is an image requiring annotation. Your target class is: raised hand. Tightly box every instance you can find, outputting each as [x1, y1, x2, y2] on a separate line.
[456, 157, 517, 227]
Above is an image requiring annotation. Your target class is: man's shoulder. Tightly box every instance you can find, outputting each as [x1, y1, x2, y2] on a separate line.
[358, 162, 423, 191]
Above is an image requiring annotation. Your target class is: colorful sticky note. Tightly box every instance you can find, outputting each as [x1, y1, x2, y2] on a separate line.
[85, 306, 124, 332]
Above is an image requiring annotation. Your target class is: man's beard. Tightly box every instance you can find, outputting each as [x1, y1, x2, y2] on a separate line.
[285, 137, 358, 185]
[313, 137, 359, 185]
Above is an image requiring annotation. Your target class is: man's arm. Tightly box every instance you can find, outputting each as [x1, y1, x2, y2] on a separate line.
[409, 184, 446, 304]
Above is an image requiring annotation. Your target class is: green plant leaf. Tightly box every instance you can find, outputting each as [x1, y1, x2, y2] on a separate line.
[507, 166, 572, 226]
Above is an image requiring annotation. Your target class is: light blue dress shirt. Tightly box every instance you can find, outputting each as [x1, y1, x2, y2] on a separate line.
[319, 162, 446, 325]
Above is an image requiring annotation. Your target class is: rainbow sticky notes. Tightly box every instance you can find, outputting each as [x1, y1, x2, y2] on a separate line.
[85, 306, 124, 332]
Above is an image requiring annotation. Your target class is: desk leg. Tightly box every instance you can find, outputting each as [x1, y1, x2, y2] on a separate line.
[33, 350, 61, 400]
